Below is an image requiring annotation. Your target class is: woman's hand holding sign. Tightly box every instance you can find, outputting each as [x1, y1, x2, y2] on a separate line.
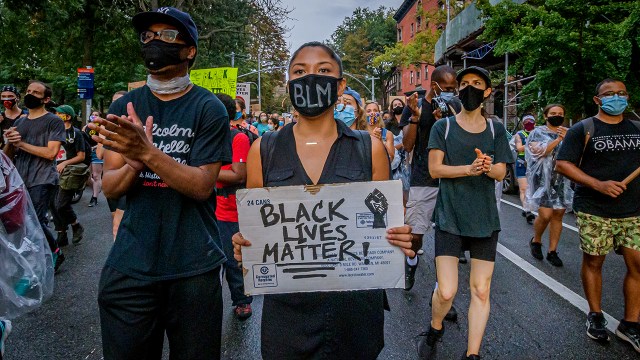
[232, 224, 415, 266]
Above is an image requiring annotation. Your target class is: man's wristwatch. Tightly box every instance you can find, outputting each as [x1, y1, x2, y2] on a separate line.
[409, 116, 419, 124]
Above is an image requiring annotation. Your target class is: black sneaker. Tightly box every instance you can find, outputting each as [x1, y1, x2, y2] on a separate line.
[586, 312, 610, 343]
[616, 320, 640, 353]
[71, 223, 84, 245]
[429, 286, 458, 322]
[526, 212, 536, 225]
[459, 251, 467, 264]
[546, 251, 563, 267]
[88, 196, 97, 207]
[56, 231, 69, 247]
[53, 248, 65, 274]
[417, 325, 444, 359]
[529, 238, 543, 260]
[405, 257, 419, 291]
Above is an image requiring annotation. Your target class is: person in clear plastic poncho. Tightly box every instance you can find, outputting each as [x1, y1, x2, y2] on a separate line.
[0, 151, 55, 357]
[525, 104, 574, 267]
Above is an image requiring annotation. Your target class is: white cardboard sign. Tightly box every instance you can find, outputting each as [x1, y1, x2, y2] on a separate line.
[236, 180, 405, 295]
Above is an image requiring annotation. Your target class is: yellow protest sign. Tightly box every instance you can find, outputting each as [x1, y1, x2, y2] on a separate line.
[190, 67, 238, 97]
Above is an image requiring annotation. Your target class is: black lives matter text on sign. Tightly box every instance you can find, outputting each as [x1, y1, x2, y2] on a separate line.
[237, 181, 405, 295]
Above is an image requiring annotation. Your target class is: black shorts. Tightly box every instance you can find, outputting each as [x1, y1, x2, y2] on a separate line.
[434, 227, 500, 262]
[107, 196, 126, 213]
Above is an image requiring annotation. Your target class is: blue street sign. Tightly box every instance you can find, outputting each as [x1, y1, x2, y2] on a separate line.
[77, 88, 94, 99]
[77, 73, 94, 88]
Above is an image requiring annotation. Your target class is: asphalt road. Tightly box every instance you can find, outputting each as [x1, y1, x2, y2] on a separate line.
[4, 190, 638, 359]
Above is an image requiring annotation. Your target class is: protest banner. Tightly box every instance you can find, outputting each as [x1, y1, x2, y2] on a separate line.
[237, 180, 405, 295]
[236, 82, 251, 113]
[190, 67, 238, 97]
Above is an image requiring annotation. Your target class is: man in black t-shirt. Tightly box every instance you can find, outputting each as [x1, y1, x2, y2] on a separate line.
[90, 8, 231, 360]
[4, 81, 66, 272]
[51, 105, 86, 247]
[556, 79, 640, 351]
[400, 65, 462, 291]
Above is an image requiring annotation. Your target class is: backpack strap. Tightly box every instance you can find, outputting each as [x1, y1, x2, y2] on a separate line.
[260, 131, 278, 184]
[355, 130, 373, 180]
[444, 116, 451, 140]
[577, 117, 595, 168]
[488, 118, 495, 139]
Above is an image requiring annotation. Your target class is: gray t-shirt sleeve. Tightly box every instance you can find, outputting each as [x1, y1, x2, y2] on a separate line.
[427, 118, 447, 151]
[48, 116, 66, 143]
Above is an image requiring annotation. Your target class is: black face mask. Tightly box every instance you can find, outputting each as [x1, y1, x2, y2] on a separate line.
[392, 106, 403, 115]
[23, 94, 44, 109]
[288, 74, 340, 118]
[547, 115, 565, 127]
[141, 40, 188, 71]
[459, 85, 487, 111]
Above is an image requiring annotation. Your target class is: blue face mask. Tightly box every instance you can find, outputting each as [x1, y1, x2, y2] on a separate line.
[234, 111, 243, 120]
[600, 95, 628, 116]
[439, 92, 455, 102]
[279, 120, 284, 127]
[334, 104, 356, 126]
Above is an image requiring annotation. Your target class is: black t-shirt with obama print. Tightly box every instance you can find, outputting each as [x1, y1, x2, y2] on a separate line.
[105, 85, 232, 281]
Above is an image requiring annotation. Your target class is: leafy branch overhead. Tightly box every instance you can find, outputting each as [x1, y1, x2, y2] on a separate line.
[477, 0, 639, 119]
[0, 0, 291, 114]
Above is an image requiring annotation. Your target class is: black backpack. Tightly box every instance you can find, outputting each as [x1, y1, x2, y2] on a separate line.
[79, 129, 93, 166]
[233, 124, 258, 145]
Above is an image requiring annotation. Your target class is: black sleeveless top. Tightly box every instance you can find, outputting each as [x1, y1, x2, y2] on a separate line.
[259, 120, 385, 360]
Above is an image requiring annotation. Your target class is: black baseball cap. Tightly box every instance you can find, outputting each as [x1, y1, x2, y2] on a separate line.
[1, 85, 20, 98]
[132, 7, 198, 48]
[456, 66, 492, 88]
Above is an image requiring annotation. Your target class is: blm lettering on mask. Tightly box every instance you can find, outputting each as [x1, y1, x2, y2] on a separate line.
[288, 74, 339, 117]
[237, 181, 405, 295]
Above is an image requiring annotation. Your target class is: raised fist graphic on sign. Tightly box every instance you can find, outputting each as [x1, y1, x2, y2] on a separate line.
[365, 188, 388, 229]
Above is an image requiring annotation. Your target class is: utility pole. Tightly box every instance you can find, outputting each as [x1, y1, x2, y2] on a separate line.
[365, 76, 379, 102]
[230, 52, 235, 67]
[257, 52, 262, 111]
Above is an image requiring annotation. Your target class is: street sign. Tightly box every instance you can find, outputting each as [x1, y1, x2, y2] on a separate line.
[77, 67, 94, 99]
[77, 88, 94, 99]
[236, 82, 251, 114]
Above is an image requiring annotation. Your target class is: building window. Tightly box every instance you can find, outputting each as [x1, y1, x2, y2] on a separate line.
[417, 16, 422, 30]
[417, 70, 421, 82]
[397, 27, 402, 41]
[410, 71, 414, 85]
[411, 23, 414, 37]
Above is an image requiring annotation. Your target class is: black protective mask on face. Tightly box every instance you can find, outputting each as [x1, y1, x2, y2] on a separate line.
[23, 94, 44, 109]
[547, 115, 565, 127]
[458, 85, 487, 111]
[288, 74, 340, 118]
[392, 106, 403, 115]
[141, 40, 188, 71]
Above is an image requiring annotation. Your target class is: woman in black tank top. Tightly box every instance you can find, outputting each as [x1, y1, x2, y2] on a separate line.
[232, 42, 415, 360]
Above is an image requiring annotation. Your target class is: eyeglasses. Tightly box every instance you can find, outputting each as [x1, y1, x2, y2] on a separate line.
[140, 29, 180, 44]
[598, 91, 629, 98]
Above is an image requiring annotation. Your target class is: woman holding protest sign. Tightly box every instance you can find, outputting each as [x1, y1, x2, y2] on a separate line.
[232, 41, 414, 359]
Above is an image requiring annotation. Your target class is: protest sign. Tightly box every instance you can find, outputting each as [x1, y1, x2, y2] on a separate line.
[190, 67, 238, 97]
[236, 82, 251, 113]
[237, 180, 405, 295]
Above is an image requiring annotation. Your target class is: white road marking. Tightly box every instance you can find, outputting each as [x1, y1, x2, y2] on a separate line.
[496, 244, 619, 333]
[500, 199, 579, 233]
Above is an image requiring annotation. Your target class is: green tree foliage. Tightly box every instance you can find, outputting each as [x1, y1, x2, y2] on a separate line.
[478, 0, 640, 119]
[328, 6, 397, 105]
[0, 0, 289, 115]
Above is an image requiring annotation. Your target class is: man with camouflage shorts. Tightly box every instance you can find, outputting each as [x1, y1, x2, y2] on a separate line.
[556, 78, 640, 353]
